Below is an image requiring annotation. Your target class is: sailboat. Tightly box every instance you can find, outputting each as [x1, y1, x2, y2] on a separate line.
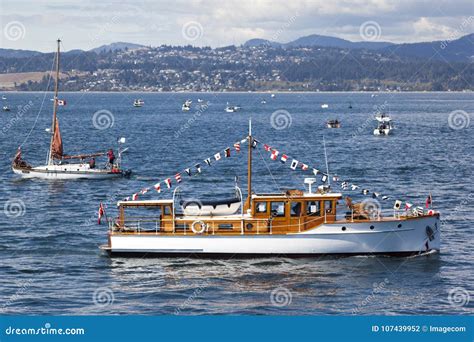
[100, 120, 440, 257]
[12, 39, 131, 180]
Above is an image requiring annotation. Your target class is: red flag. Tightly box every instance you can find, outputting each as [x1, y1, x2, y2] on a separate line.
[98, 203, 105, 224]
[154, 182, 161, 193]
[132, 193, 139, 201]
[270, 150, 279, 160]
[175, 173, 182, 183]
[426, 194, 432, 208]
[264, 144, 271, 152]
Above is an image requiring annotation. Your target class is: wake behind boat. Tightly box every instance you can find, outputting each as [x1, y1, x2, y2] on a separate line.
[100, 121, 440, 257]
[12, 39, 131, 180]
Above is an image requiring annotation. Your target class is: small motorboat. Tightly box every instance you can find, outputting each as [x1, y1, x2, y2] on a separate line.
[3, 105, 11, 112]
[182, 99, 192, 111]
[373, 114, 394, 136]
[271, 93, 275, 98]
[321, 104, 329, 109]
[225, 102, 241, 113]
[197, 98, 204, 103]
[261, 99, 267, 104]
[133, 99, 144, 107]
[2, 95, 7, 100]
[326, 119, 341, 128]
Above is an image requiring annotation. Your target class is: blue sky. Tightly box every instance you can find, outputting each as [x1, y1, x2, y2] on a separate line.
[1, 0, 473, 52]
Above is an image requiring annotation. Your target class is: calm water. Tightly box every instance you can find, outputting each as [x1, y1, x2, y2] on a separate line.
[0, 91, 472, 315]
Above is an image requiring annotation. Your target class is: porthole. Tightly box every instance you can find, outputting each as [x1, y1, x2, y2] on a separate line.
[370, 225, 374, 230]
[397, 223, 402, 228]
[246, 223, 253, 230]
[341, 226, 346, 231]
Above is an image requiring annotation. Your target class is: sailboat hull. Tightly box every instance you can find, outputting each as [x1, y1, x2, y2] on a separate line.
[104, 215, 440, 257]
[12, 163, 125, 179]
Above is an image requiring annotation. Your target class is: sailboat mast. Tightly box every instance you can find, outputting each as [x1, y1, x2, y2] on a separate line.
[48, 39, 61, 165]
[247, 118, 252, 199]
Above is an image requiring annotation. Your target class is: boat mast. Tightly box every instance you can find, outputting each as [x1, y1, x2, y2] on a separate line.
[48, 39, 61, 165]
[247, 118, 252, 200]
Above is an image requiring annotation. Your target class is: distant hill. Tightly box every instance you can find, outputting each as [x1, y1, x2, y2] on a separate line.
[244, 34, 394, 50]
[383, 33, 474, 62]
[90, 42, 146, 53]
[243, 33, 473, 61]
[0, 48, 41, 58]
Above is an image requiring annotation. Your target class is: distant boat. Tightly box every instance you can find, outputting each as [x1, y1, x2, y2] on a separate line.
[225, 102, 241, 113]
[182, 99, 192, 111]
[373, 114, 393, 136]
[271, 94, 275, 98]
[326, 119, 341, 128]
[1, 95, 6, 100]
[321, 104, 329, 109]
[133, 99, 144, 107]
[197, 98, 204, 103]
[261, 99, 267, 104]
[3, 105, 10, 112]
[348, 102, 353, 109]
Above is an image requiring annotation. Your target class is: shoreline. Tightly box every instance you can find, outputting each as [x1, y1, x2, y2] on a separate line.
[1, 90, 472, 94]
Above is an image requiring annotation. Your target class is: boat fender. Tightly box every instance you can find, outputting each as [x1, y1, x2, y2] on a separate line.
[426, 226, 435, 241]
[191, 220, 206, 234]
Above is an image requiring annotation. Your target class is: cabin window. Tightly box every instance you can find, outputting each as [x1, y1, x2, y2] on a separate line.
[271, 202, 285, 217]
[164, 205, 172, 215]
[324, 200, 333, 214]
[218, 224, 234, 230]
[175, 223, 189, 230]
[306, 201, 321, 216]
[290, 202, 302, 217]
[256, 202, 267, 213]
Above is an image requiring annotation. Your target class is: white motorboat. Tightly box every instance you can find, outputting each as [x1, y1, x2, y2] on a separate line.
[101, 121, 440, 257]
[182, 99, 192, 111]
[373, 114, 394, 136]
[133, 99, 144, 107]
[321, 104, 329, 109]
[225, 102, 241, 113]
[12, 39, 131, 180]
[326, 119, 341, 128]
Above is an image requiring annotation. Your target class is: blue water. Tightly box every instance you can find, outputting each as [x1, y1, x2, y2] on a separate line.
[0, 91, 472, 315]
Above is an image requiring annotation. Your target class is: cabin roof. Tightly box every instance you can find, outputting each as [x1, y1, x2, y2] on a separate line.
[252, 192, 342, 199]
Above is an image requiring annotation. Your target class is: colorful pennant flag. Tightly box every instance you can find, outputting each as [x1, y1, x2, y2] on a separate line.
[140, 188, 149, 195]
[175, 173, 182, 183]
[321, 174, 328, 183]
[264, 144, 271, 152]
[204, 158, 211, 166]
[165, 178, 172, 188]
[393, 200, 402, 210]
[154, 182, 161, 193]
[362, 189, 369, 195]
[290, 159, 298, 170]
[195, 163, 202, 173]
[271, 150, 279, 160]
[184, 168, 192, 177]
[312, 168, 319, 175]
[224, 148, 231, 158]
[426, 193, 432, 208]
[234, 142, 241, 152]
[281, 154, 288, 163]
[332, 175, 339, 182]
[405, 202, 413, 210]
[351, 184, 359, 191]
[214, 152, 221, 161]
[301, 163, 308, 170]
[132, 193, 139, 201]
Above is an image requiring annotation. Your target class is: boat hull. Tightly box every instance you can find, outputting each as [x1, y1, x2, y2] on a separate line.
[12, 164, 126, 179]
[105, 215, 440, 257]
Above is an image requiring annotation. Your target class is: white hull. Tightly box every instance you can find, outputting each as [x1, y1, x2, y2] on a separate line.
[106, 215, 440, 256]
[373, 128, 391, 135]
[12, 163, 124, 179]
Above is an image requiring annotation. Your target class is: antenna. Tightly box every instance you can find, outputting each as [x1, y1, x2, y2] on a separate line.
[323, 136, 330, 186]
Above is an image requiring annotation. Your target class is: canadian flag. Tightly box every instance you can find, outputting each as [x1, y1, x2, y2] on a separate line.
[98, 203, 105, 224]
[280, 154, 288, 163]
[264, 144, 271, 152]
[154, 182, 161, 193]
[165, 178, 172, 188]
[175, 173, 182, 183]
[56, 99, 66, 106]
[234, 142, 240, 152]
[132, 193, 139, 201]
[270, 150, 279, 160]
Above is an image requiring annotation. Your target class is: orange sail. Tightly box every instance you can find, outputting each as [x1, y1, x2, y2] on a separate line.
[51, 117, 63, 159]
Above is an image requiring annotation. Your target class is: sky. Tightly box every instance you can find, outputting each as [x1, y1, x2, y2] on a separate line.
[0, 0, 473, 52]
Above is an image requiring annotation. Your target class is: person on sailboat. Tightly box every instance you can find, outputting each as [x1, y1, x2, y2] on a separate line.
[89, 157, 96, 169]
[107, 149, 115, 167]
